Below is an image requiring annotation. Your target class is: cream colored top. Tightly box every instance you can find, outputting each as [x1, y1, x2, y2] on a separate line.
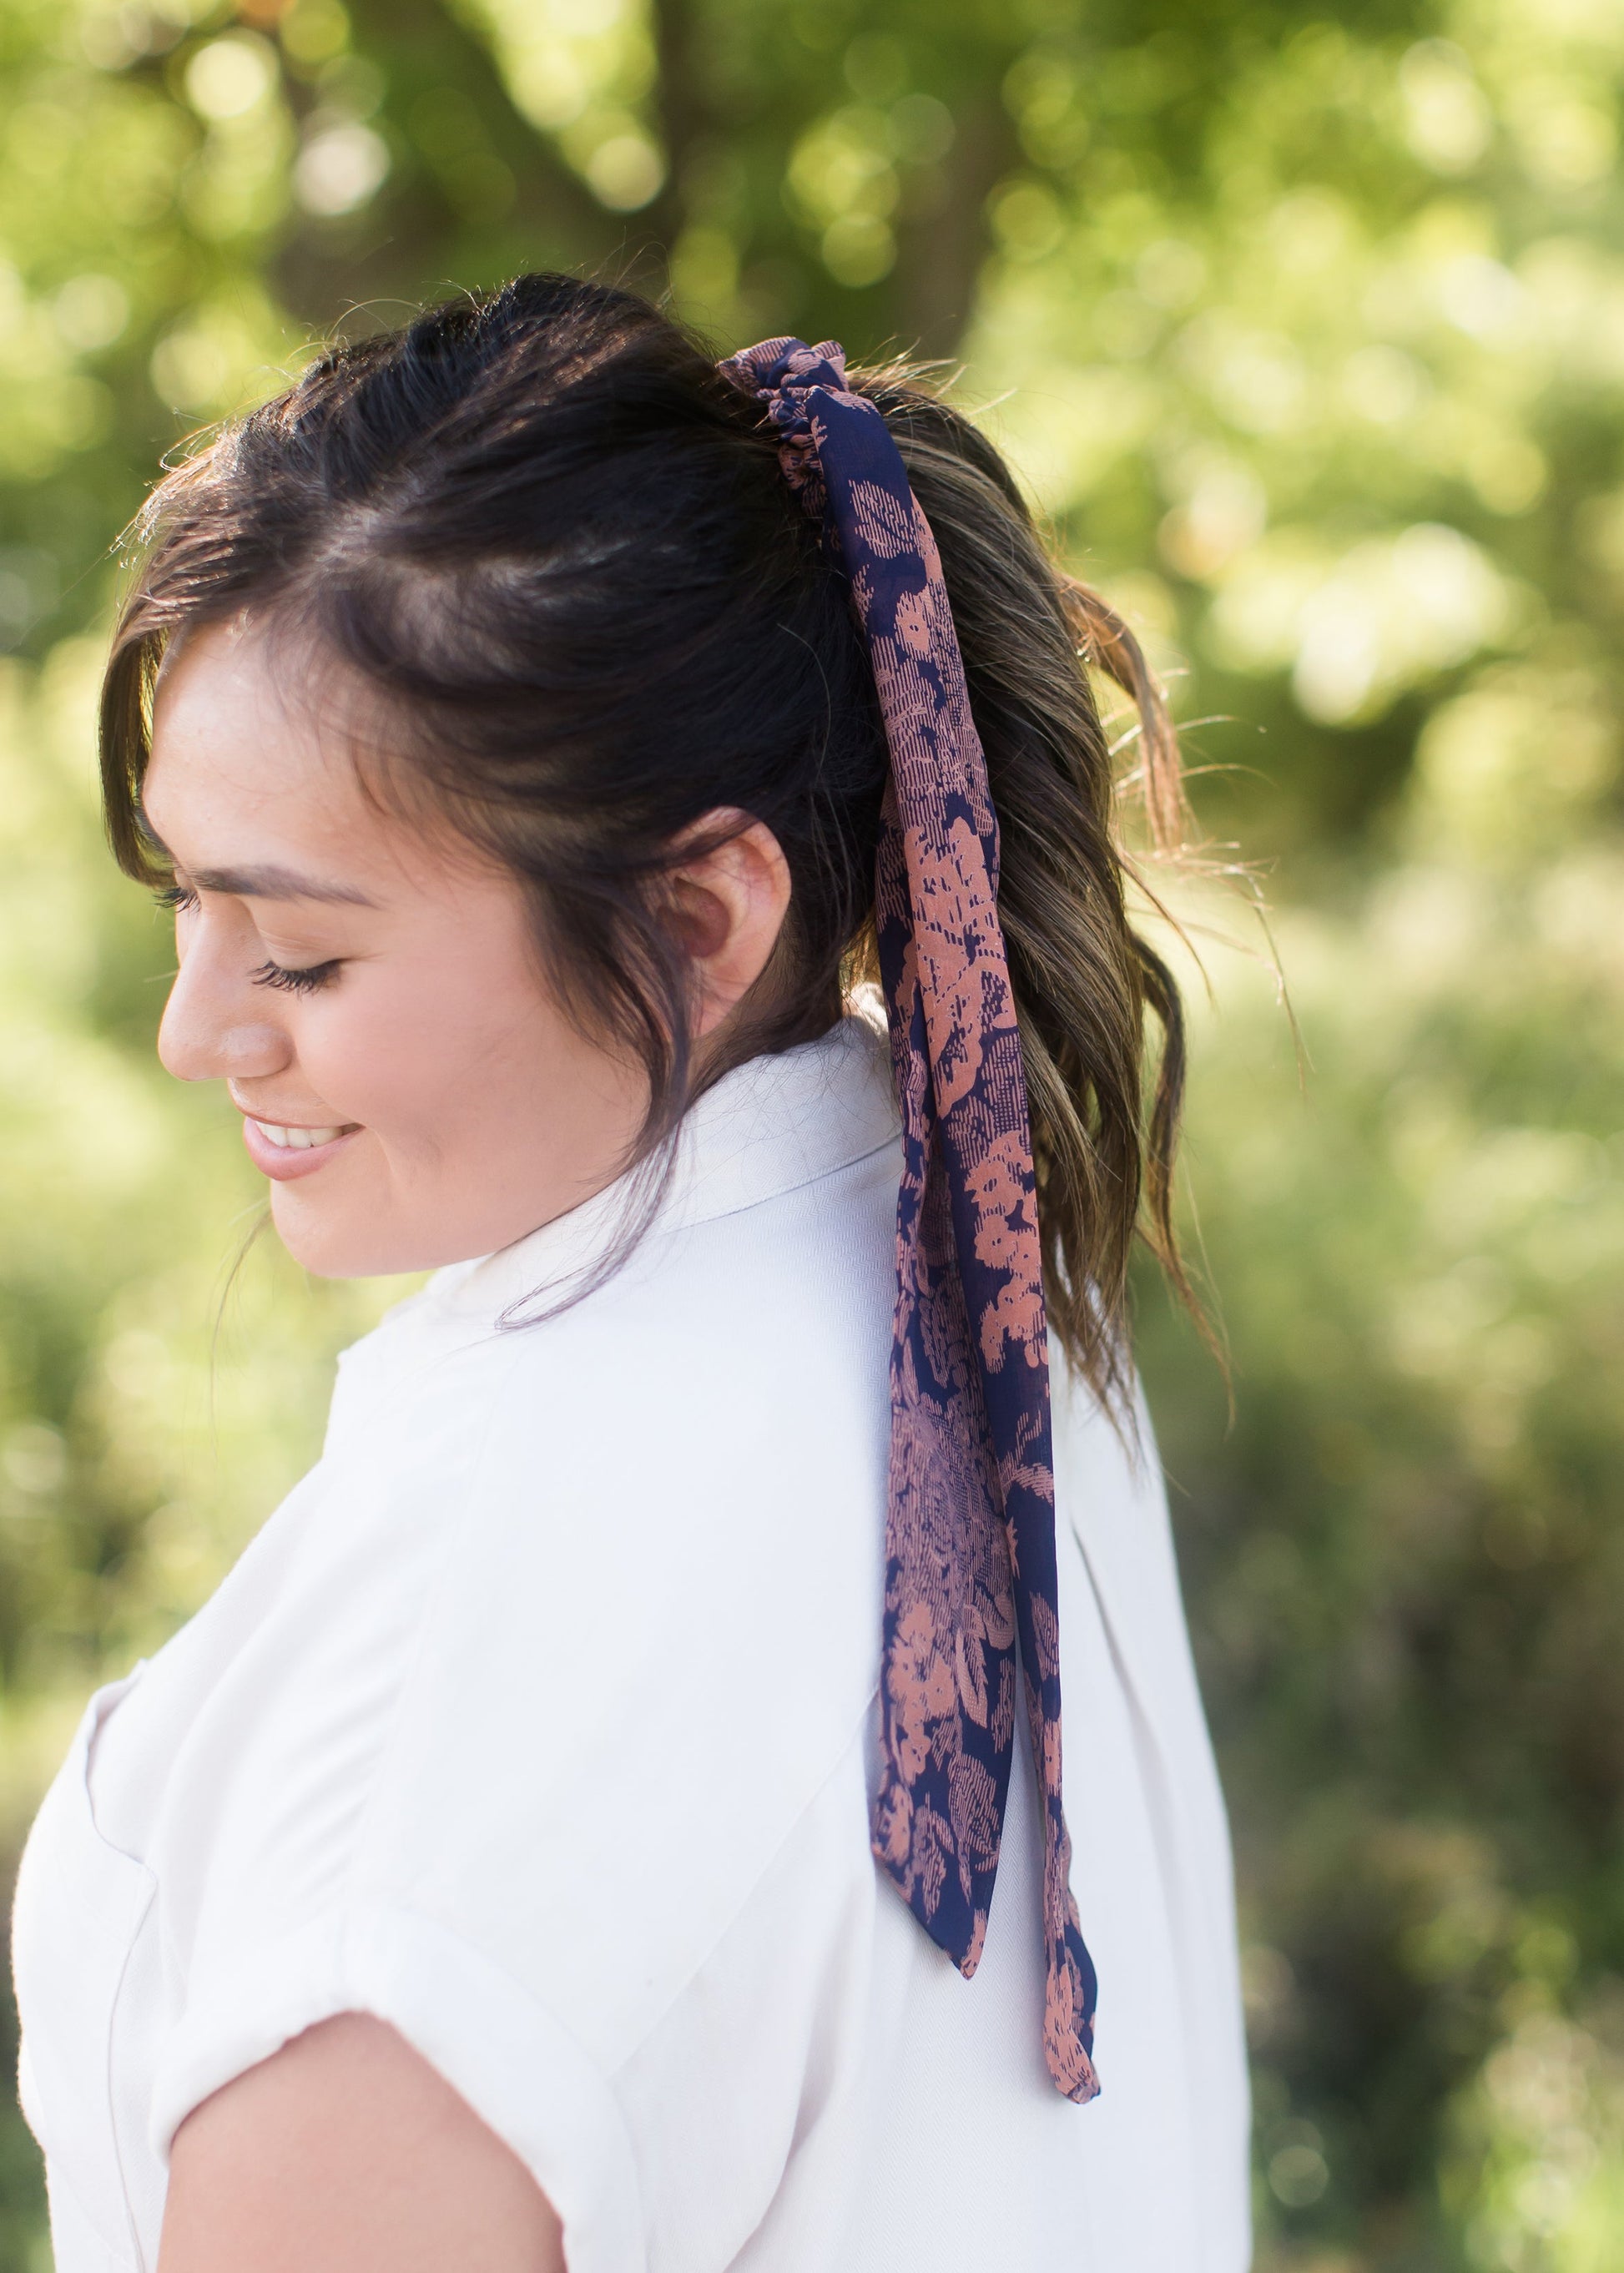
[12, 1016, 1250, 2273]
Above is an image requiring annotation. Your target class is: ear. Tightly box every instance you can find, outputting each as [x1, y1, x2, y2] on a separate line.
[664, 812, 792, 1040]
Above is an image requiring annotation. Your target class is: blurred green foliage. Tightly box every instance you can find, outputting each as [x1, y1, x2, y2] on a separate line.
[1, 0, 1621, 2266]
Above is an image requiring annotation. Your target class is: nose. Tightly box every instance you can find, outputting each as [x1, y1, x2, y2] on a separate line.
[157, 922, 292, 1086]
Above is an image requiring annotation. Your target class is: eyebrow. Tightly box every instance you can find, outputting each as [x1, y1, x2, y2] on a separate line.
[135, 803, 379, 907]
[180, 860, 379, 908]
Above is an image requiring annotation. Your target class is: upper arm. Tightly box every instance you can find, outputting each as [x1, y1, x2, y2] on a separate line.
[159, 2013, 566, 2273]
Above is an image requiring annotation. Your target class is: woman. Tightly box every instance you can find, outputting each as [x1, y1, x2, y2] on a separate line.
[11, 276, 1250, 2272]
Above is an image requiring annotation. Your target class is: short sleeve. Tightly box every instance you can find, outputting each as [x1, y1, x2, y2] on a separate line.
[146, 1904, 648, 2273]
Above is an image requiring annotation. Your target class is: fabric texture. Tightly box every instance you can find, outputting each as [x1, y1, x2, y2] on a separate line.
[719, 338, 1097, 2099]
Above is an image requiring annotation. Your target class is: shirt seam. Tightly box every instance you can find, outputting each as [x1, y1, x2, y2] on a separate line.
[673, 1124, 900, 1237]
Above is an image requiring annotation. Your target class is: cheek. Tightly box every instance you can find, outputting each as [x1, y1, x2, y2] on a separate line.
[300, 954, 582, 1144]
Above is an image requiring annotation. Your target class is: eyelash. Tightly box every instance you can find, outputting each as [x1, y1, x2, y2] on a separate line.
[155, 884, 341, 995]
[249, 958, 340, 996]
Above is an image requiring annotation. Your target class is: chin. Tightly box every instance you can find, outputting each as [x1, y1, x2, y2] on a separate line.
[268, 1210, 383, 1279]
[266, 1182, 505, 1280]
[267, 1187, 420, 1280]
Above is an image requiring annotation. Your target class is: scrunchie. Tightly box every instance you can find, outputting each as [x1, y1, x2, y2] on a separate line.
[719, 338, 1100, 2104]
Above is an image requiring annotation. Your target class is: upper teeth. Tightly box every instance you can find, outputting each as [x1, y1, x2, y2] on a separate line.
[253, 1120, 350, 1150]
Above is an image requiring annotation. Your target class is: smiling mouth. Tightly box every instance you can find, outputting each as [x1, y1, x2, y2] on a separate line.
[250, 1119, 360, 1151]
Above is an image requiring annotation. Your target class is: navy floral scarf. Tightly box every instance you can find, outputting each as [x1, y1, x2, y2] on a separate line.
[720, 338, 1100, 2104]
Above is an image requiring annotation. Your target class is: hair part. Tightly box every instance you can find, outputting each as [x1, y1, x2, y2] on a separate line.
[102, 273, 1200, 1414]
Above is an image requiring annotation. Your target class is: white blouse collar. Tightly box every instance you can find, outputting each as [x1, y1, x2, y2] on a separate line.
[422, 1008, 898, 1326]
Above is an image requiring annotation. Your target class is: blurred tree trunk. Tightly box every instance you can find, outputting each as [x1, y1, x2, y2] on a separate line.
[645, 0, 699, 293]
[275, 0, 623, 335]
[893, 88, 1012, 362]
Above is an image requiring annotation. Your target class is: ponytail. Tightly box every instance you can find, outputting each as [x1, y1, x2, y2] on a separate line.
[850, 367, 1197, 1403]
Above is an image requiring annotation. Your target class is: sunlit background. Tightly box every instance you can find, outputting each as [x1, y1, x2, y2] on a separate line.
[2, 0, 1622, 2265]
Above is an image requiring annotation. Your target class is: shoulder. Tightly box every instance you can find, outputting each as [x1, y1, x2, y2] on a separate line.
[340, 1109, 900, 2059]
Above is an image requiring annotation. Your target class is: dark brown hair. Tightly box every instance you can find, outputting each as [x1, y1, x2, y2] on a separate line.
[100, 273, 1194, 1409]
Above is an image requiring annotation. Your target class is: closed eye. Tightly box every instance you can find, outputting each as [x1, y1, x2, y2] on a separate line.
[250, 958, 341, 996]
[154, 880, 341, 992]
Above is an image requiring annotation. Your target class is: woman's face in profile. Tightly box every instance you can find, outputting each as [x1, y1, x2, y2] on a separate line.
[141, 616, 651, 1279]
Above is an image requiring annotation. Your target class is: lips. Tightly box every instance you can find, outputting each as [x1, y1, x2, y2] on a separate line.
[240, 1113, 362, 1182]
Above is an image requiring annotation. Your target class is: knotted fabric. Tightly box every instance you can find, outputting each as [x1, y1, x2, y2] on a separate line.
[719, 338, 1100, 2103]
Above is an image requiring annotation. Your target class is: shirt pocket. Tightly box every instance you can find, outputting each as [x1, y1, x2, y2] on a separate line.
[12, 1669, 157, 2271]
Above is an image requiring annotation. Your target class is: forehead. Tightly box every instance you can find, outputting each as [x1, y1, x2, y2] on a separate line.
[146, 619, 363, 836]
[143, 619, 448, 896]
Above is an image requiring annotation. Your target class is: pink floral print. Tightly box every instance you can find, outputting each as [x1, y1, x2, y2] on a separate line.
[721, 338, 1099, 2104]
